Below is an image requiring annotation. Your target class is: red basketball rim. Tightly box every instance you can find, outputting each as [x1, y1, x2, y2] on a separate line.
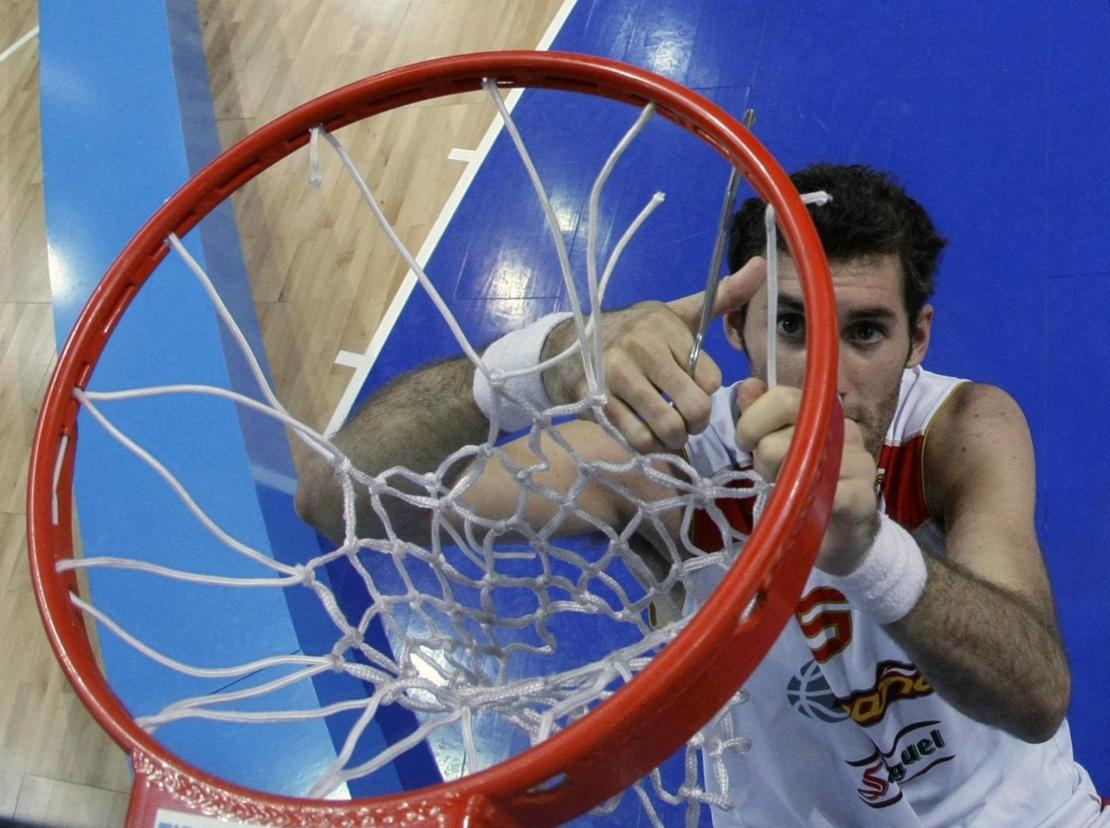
[27, 50, 842, 826]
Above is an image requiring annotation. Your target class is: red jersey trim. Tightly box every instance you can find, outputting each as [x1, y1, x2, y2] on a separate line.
[691, 433, 932, 553]
[876, 434, 930, 531]
[690, 476, 755, 552]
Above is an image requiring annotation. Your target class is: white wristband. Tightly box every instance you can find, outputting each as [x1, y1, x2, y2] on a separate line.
[826, 514, 927, 625]
[472, 312, 572, 432]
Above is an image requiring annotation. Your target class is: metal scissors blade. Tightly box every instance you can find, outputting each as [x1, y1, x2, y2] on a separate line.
[687, 108, 756, 375]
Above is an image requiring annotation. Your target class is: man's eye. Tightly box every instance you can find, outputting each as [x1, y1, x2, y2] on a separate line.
[850, 322, 885, 343]
[776, 314, 805, 338]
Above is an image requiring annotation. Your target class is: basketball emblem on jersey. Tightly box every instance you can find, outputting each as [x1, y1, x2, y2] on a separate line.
[786, 659, 849, 722]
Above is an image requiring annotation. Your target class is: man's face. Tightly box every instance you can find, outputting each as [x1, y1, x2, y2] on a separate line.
[727, 253, 933, 458]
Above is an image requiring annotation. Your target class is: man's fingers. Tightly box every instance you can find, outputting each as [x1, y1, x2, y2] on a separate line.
[842, 418, 868, 452]
[689, 348, 724, 396]
[615, 382, 690, 450]
[710, 255, 767, 319]
[745, 411, 877, 522]
[602, 310, 723, 445]
[838, 445, 875, 486]
[602, 396, 668, 454]
[656, 344, 720, 433]
[666, 256, 767, 331]
[749, 426, 794, 482]
[736, 376, 768, 414]
[576, 281, 746, 452]
[736, 385, 802, 452]
[606, 364, 707, 450]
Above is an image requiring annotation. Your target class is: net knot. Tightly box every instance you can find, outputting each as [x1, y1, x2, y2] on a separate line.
[719, 735, 752, 755]
[336, 628, 365, 651]
[693, 475, 719, 506]
[329, 631, 364, 670]
[295, 564, 316, 587]
[330, 455, 353, 476]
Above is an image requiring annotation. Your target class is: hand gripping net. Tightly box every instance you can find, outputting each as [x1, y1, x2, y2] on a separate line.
[28, 52, 842, 827]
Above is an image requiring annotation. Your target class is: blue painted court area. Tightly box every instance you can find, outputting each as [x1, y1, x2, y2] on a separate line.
[39, 0, 1110, 820]
[369, 0, 1110, 798]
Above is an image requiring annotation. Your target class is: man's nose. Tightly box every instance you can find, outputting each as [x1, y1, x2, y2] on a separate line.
[837, 353, 852, 400]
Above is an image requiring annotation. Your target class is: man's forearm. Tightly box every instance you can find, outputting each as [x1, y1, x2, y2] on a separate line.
[886, 553, 1070, 743]
[295, 356, 488, 544]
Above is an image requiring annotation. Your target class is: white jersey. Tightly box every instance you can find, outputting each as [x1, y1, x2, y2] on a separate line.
[683, 366, 1107, 827]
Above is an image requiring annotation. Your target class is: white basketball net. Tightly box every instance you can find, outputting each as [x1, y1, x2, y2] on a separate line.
[54, 83, 812, 825]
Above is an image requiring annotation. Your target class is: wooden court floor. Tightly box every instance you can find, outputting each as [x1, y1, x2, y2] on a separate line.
[0, 1, 566, 823]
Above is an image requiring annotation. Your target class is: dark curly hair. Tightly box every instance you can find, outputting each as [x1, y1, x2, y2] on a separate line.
[728, 163, 946, 324]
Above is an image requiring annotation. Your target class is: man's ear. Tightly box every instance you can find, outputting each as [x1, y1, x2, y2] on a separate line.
[724, 308, 748, 353]
[905, 304, 934, 369]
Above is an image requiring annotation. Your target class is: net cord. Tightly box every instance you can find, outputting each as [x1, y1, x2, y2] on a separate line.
[763, 190, 832, 389]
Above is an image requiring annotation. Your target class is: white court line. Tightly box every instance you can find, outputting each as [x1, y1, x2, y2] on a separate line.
[325, 0, 580, 436]
[0, 26, 39, 65]
[447, 147, 478, 163]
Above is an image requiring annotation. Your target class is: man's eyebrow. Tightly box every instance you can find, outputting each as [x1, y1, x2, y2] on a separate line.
[776, 292, 899, 321]
[848, 306, 900, 322]
[777, 294, 806, 312]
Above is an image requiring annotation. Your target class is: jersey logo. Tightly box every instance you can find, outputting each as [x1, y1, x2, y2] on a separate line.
[841, 661, 934, 726]
[854, 756, 902, 808]
[786, 659, 849, 722]
[792, 590, 933, 728]
[847, 721, 954, 808]
[796, 586, 852, 662]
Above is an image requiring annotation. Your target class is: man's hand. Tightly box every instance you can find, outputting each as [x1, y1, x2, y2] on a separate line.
[542, 257, 767, 453]
[736, 378, 879, 574]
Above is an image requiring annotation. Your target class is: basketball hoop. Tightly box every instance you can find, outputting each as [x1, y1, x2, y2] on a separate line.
[28, 51, 841, 826]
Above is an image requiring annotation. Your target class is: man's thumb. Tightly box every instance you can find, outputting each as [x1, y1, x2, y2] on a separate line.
[737, 376, 769, 413]
[711, 255, 766, 318]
